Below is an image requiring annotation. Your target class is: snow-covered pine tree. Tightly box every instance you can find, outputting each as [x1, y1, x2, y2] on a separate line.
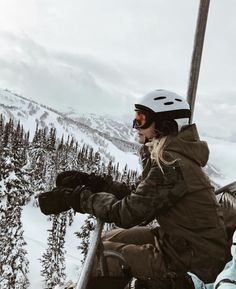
[100, 161, 107, 175]
[44, 128, 57, 191]
[56, 135, 67, 172]
[113, 162, 120, 181]
[29, 126, 48, 206]
[66, 136, 79, 171]
[121, 164, 128, 183]
[0, 114, 4, 157]
[75, 215, 95, 264]
[40, 213, 67, 288]
[77, 144, 87, 171]
[0, 200, 29, 289]
[82, 144, 89, 169]
[55, 135, 77, 225]
[107, 160, 113, 176]
[56, 135, 78, 173]
[0, 119, 30, 289]
[93, 151, 101, 174]
[87, 147, 95, 173]
[130, 169, 139, 186]
[40, 131, 81, 287]
[47, 127, 56, 152]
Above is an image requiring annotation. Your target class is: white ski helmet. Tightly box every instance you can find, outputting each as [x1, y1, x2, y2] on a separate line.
[133, 89, 191, 132]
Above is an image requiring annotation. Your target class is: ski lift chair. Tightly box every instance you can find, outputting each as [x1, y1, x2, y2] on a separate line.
[75, 182, 236, 289]
[189, 182, 236, 289]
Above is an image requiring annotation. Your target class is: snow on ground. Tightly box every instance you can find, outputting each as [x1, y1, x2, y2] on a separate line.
[105, 137, 140, 171]
[22, 200, 88, 289]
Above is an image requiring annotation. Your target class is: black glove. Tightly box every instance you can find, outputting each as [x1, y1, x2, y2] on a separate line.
[39, 171, 134, 216]
[38, 171, 106, 216]
[56, 171, 112, 192]
[56, 170, 132, 199]
[38, 185, 92, 215]
[38, 186, 82, 215]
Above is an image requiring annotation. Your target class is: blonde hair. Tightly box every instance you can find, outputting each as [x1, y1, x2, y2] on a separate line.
[146, 136, 178, 173]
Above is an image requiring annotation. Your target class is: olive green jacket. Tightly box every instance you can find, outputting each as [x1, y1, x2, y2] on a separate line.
[80, 124, 227, 282]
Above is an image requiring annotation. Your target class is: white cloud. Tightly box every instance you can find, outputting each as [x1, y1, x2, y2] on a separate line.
[0, 32, 137, 116]
[0, 0, 235, 135]
[193, 90, 236, 141]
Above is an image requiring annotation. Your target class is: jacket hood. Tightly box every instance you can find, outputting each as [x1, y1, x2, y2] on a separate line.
[165, 124, 209, 167]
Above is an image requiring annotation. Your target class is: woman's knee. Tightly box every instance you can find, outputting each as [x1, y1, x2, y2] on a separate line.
[102, 226, 155, 245]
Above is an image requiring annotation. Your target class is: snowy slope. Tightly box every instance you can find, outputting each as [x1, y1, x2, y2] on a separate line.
[0, 88, 140, 171]
[22, 201, 87, 288]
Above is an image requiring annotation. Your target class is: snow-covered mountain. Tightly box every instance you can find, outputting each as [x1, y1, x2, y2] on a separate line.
[0, 88, 140, 171]
[64, 110, 136, 143]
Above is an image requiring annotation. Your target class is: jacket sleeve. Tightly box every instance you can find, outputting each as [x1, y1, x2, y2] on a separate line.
[80, 163, 188, 228]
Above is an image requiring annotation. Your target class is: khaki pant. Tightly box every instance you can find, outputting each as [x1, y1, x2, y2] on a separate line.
[92, 226, 167, 280]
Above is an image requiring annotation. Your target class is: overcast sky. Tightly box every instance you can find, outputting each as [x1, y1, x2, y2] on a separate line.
[0, 0, 235, 140]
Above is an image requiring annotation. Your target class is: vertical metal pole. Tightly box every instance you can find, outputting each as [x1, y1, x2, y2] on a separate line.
[75, 219, 104, 289]
[187, 0, 211, 124]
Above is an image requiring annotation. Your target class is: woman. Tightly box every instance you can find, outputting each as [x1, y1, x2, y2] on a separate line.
[39, 89, 228, 289]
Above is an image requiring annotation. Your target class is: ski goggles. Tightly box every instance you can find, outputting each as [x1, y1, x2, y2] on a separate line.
[133, 110, 155, 129]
